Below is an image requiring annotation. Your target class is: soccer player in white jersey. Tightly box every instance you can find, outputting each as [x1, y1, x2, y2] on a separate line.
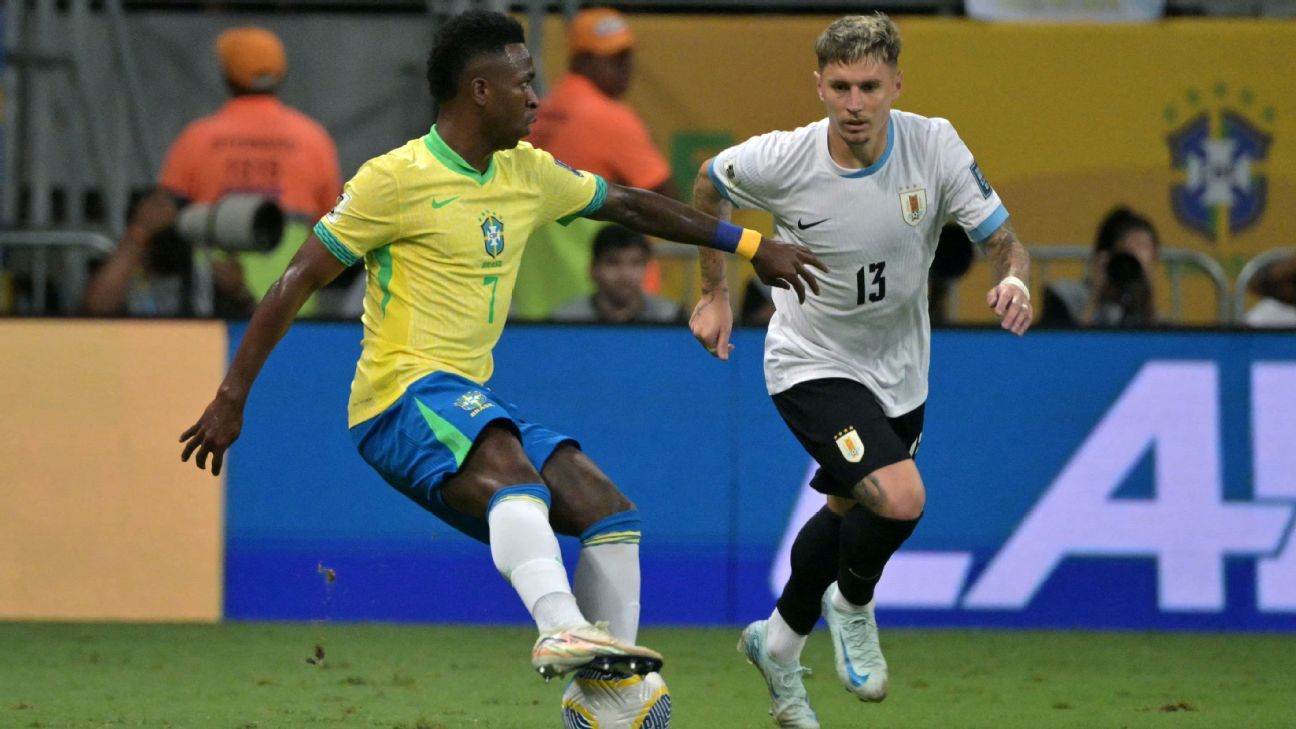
[689, 13, 1032, 728]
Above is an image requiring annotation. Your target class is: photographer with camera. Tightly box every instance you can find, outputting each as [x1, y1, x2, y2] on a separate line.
[1042, 206, 1160, 327]
[153, 26, 342, 315]
[82, 190, 259, 317]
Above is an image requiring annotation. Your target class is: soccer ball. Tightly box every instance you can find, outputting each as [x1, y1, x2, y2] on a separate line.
[561, 668, 672, 729]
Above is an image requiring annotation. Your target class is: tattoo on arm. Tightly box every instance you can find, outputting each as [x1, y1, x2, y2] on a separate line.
[853, 474, 888, 512]
[692, 160, 732, 293]
[983, 221, 1031, 284]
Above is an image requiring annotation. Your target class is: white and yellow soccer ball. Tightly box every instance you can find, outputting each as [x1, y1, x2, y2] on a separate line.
[561, 668, 672, 729]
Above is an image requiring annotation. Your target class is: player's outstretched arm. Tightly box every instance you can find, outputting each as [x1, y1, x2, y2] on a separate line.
[590, 182, 826, 304]
[983, 221, 1034, 336]
[689, 158, 735, 360]
[179, 234, 346, 476]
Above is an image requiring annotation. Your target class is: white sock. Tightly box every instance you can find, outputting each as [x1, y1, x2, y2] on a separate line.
[487, 490, 584, 633]
[531, 591, 588, 635]
[574, 542, 641, 644]
[766, 607, 808, 666]
[832, 588, 872, 613]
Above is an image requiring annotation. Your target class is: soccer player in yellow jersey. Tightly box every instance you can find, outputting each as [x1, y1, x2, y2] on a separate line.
[180, 10, 824, 682]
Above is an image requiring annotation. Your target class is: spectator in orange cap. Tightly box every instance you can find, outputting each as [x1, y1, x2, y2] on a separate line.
[151, 26, 344, 315]
[529, 8, 672, 197]
[513, 7, 674, 321]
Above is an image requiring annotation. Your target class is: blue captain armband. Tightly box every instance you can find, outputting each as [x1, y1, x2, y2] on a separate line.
[710, 221, 762, 260]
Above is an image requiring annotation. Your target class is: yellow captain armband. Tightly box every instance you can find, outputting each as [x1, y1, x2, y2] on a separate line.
[711, 220, 763, 260]
[735, 228, 762, 260]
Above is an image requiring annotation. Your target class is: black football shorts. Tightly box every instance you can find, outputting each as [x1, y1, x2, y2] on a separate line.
[771, 377, 924, 499]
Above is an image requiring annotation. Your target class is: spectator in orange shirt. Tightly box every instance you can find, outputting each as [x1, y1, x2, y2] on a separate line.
[513, 7, 674, 320]
[528, 7, 673, 197]
[158, 27, 343, 311]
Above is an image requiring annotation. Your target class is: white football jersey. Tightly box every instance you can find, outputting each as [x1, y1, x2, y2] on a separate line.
[710, 110, 1008, 416]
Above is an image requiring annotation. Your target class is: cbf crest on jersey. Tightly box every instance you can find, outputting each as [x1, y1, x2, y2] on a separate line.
[455, 390, 494, 417]
[835, 427, 865, 463]
[479, 211, 505, 258]
[898, 186, 928, 227]
[1165, 84, 1273, 243]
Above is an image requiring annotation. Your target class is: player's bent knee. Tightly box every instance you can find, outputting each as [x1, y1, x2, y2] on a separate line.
[855, 460, 926, 520]
[542, 447, 634, 532]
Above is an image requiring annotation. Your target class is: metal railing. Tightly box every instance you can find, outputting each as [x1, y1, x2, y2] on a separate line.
[1234, 247, 1296, 322]
[0, 230, 115, 315]
[1027, 245, 1232, 324]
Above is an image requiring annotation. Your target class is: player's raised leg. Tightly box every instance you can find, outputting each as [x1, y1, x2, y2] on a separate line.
[442, 424, 661, 679]
[768, 379, 926, 703]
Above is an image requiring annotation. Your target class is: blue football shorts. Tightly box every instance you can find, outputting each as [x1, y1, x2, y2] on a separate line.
[350, 370, 576, 543]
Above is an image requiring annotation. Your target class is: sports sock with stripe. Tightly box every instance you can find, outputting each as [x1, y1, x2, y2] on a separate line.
[487, 484, 586, 634]
[574, 510, 642, 644]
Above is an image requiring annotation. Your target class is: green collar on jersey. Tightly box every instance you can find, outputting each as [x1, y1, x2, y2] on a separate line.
[423, 125, 497, 185]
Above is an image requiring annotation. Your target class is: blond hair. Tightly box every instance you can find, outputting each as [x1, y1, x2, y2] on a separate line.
[815, 13, 901, 69]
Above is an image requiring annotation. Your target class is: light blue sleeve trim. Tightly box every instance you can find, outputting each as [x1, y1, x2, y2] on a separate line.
[313, 221, 360, 266]
[487, 484, 552, 513]
[579, 509, 641, 544]
[557, 174, 608, 226]
[968, 204, 1009, 244]
[708, 158, 736, 205]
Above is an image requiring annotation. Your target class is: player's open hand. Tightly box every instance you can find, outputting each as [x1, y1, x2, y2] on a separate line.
[179, 394, 244, 477]
[987, 280, 1033, 336]
[689, 289, 735, 360]
[750, 238, 827, 304]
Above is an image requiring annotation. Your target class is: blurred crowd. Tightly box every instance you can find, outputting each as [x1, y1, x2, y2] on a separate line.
[0, 7, 1291, 328]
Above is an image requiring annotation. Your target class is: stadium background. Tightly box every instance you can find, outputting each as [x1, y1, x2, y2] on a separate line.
[3, 2, 1296, 636]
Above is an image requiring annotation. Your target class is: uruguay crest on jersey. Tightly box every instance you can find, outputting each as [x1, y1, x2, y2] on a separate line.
[899, 187, 927, 227]
[835, 427, 865, 463]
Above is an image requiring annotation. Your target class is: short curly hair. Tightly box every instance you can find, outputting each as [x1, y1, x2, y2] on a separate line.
[426, 10, 526, 103]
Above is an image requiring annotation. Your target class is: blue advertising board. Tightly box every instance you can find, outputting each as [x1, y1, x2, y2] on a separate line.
[225, 324, 1296, 631]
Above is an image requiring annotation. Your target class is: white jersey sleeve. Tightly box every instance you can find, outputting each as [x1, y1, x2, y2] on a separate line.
[708, 130, 799, 210]
[932, 118, 1009, 243]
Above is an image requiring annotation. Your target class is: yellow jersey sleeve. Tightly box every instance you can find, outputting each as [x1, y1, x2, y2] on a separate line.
[313, 158, 402, 266]
[526, 146, 607, 227]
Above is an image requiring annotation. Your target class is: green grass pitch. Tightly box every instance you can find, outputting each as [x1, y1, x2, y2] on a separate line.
[2, 622, 1293, 728]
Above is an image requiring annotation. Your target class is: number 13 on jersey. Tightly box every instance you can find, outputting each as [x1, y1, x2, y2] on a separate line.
[857, 261, 886, 305]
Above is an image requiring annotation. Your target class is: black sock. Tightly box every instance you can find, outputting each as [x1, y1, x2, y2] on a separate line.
[775, 505, 842, 635]
[837, 506, 922, 606]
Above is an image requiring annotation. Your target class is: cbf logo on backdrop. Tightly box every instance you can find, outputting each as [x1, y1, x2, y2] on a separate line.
[479, 211, 505, 258]
[1166, 84, 1275, 243]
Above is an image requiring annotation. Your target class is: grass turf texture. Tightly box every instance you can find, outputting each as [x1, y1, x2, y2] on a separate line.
[1, 623, 1292, 728]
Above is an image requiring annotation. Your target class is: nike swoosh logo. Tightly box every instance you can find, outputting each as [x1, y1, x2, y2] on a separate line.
[431, 196, 460, 209]
[797, 217, 829, 230]
[839, 636, 871, 687]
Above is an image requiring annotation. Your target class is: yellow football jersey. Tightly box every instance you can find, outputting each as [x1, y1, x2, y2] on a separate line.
[315, 126, 606, 426]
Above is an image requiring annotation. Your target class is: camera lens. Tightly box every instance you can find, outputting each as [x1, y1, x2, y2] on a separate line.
[175, 194, 284, 252]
